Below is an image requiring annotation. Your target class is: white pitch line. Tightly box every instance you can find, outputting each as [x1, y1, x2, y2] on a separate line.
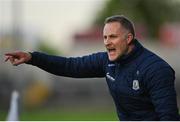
[6, 90, 19, 121]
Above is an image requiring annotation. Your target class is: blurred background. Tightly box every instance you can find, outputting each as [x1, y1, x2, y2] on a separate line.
[1, 0, 180, 120]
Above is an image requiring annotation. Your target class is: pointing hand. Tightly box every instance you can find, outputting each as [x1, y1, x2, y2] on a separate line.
[5, 51, 32, 66]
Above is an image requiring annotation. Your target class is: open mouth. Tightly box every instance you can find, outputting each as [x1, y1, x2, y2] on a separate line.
[107, 48, 116, 53]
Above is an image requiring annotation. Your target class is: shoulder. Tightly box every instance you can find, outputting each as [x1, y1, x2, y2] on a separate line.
[138, 49, 175, 84]
[135, 47, 175, 84]
[82, 52, 109, 66]
[85, 52, 108, 61]
[134, 49, 175, 92]
[138, 48, 174, 73]
[92, 52, 108, 58]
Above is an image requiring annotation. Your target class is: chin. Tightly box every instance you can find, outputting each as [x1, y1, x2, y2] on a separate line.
[108, 56, 117, 62]
[108, 54, 122, 62]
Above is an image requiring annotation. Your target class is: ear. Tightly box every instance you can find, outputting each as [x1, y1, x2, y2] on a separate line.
[126, 33, 133, 45]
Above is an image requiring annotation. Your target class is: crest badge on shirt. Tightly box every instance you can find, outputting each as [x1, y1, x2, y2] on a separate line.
[132, 79, 140, 90]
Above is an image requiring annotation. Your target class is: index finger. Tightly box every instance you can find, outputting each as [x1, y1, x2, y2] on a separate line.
[4, 56, 10, 62]
[13, 58, 25, 66]
[5, 52, 18, 57]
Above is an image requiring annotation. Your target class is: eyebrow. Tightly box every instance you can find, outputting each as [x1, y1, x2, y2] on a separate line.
[104, 33, 121, 37]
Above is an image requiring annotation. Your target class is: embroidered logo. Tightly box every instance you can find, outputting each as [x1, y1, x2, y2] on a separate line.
[106, 72, 115, 81]
[108, 64, 115, 67]
[132, 80, 140, 90]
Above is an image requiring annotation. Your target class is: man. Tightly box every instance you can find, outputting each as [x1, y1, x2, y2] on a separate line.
[5, 15, 180, 120]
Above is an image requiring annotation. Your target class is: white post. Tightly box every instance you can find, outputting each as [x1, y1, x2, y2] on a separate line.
[6, 90, 19, 121]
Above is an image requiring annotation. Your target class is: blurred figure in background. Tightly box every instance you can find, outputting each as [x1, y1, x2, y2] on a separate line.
[4, 15, 180, 121]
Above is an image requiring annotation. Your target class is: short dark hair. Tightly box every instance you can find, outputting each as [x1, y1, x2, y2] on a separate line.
[104, 15, 135, 39]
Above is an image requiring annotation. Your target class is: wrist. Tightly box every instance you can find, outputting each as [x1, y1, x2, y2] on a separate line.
[25, 52, 33, 64]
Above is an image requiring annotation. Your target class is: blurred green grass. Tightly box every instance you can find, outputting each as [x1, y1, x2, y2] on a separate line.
[0, 107, 118, 121]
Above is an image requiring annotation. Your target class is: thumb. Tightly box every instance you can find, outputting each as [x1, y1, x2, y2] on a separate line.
[13, 58, 25, 66]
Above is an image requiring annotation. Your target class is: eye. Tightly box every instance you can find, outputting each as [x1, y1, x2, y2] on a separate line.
[103, 35, 107, 40]
[109, 35, 118, 38]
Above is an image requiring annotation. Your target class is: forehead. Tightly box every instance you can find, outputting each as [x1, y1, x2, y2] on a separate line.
[103, 22, 124, 34]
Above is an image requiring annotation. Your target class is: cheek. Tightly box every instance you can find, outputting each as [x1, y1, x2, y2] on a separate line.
[118, 42, 123, 48]
[117, 42, 128, 53]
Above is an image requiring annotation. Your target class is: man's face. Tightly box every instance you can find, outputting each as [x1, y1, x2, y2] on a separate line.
[103, 22, 130, 61]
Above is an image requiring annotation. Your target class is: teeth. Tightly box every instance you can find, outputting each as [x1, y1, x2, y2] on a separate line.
[108, 49, 115, 51]
[108, 49, 116, 52]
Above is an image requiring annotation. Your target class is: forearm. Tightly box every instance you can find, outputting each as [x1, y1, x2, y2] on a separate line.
[27, 52, 68, 76]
